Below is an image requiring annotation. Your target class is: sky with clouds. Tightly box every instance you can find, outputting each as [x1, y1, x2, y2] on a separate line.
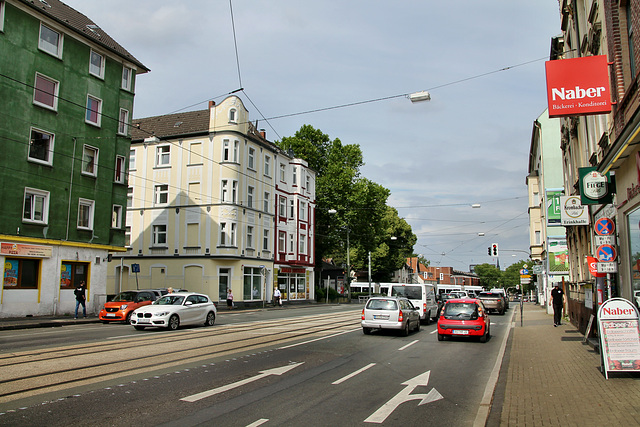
[63, 0, 562, 272]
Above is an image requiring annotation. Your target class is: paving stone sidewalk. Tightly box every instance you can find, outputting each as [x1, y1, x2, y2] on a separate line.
[497, 303, 640, 426]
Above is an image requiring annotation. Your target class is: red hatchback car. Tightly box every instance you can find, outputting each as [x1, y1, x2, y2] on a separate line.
[437, 298, 490, 343]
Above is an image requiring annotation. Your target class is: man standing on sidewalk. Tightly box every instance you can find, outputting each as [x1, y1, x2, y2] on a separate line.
[549, 283, 565, 326]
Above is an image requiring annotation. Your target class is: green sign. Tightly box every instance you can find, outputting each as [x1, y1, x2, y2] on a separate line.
[547, 191, 562, 225]
[579, 167, 614, 205]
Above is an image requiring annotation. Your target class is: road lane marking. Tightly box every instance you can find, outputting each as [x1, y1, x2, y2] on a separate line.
[181, 362, 304, 402]
[398, 340, 418, 351]
[277, 328, 359, 349]
[246, 419, 269, 427]
[332, 363, 376, 385]
[430, 329, 437, 334]
[364, 370, 443, 423]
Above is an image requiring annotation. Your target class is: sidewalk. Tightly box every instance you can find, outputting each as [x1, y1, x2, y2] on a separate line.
[491, 303, 640, 426]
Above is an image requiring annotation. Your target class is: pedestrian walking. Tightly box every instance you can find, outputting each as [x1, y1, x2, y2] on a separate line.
[549, 283, 565, 326]
[227, 288, 234, 310]
[74, 281, 87, 319]
[273, 287, 281, 307]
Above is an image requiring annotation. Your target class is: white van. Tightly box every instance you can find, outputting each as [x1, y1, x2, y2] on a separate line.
[388, 283, 438, 324]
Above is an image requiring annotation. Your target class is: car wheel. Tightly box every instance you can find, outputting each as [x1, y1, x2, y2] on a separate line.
[499, 308, 505, 315]
[401, 321, 410, 337]
[424, 314, 431, 325]
[168, 314, 180, 330]
[125, 311, 133, 324]
[415, 319, 420, 332]
[363, 327, 372, 335]
[437, 332, 444, 341]
[205, 311, 216, 326]
[134, 325, 145, 331]
[480, 330, 488, 343]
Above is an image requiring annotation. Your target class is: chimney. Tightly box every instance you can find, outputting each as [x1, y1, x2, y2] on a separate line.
[208, 100, 215, 108]
[259, 129, 266, 138]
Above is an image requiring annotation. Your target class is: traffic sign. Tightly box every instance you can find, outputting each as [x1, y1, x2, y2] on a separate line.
[596, 244, 617, 262]
[594, 217, 615, 236]
[594, 235, 615, 246]
[596, 262, 617, 273]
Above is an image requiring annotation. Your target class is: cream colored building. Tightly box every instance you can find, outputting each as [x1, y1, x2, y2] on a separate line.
[107, 96, 316, 306]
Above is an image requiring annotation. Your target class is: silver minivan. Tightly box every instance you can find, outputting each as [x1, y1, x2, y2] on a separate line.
[389, 283, 438, 324]
[361, 297, 420, 336]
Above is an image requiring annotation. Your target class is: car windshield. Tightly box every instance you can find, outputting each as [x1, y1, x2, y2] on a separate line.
[111, 292, 138, 302]
[366, 299, 398, 311]
[391, 286, 421, 300]
[154, 295, 185, 305]
[444, 302, 478, 320]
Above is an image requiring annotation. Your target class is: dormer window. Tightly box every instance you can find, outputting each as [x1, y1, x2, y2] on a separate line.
[229, 108, 237, 123]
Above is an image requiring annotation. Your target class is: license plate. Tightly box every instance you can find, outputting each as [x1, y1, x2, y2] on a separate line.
[106, 314, 116, 318]
[453, 330, 469, 335]
[373, 315, 389, 320]
[137, 318, 151, 324]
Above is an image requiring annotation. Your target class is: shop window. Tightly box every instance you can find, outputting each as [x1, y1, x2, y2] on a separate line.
[243, 266, 262, 300]
[60, 261, 88, 289]
[3, 258, 40, 289]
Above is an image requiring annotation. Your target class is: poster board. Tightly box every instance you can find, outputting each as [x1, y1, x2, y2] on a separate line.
[597, 298, 640, 379]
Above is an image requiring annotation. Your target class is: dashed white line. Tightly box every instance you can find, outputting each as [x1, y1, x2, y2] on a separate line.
[398, 340, 419, 351]
[332, 363, 376, 385]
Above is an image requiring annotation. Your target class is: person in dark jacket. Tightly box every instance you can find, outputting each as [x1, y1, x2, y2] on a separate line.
[74, 281, 87, 319]
[549, 283, 565, 326]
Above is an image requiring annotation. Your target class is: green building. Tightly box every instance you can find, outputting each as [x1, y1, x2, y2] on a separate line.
[0, 0, 148, 317]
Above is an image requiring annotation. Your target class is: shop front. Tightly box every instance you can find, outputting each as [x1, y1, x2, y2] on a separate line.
[275, 266, 313, 302]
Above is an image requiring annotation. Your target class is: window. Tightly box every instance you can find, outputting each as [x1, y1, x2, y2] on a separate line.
[220, 222, 227, 246]
[59, 261, 88, 289]
[77, 198, 95, 230]
[264, 155, 271, 176]
[85, 95, 102, 126]
[4, 258, 40, 289]
[33, 73, 59, 110]
[0, 1, 4, 33]
[82, 145, 98, 177]
[118, 108, 129, 135]
[232, 181, 238, 204]
[219, 222, 236, 246]
[289, 199, 295, 219]
[299, 201, 306, 221]
[153, 224, 167, 245]
[306, 174, 310, 191]
[114, 155, 126, 184]
[289, 233, 294, 252]
[112, 205, 123, 228]
[28, 127, 54, 165]
[38, 23, 62, 57]
[293, 167, 297, 185]
[263, 229, 270, 251]
[279, 231, 286, 254]
[233, 140, 239, 162]
[122, 66, 132, 91]
[127, 187, 133, 208]
[125, 226, 131, 247]
[299, 234, 307, 255]
[248, 147, 255, 170]
[219, 268, 230, 301]
[154, 184, 168, 205]
[221, 180, 229, 202]
[229, 108, 237, 123]
[243, 266, 261, 300]
[89, 50, 105, 79]
[230, 223, 237, 246]
[23, 187, 49, 224]
[156, 145, 170, 166]
[189, 142, 202, 164]
[222, 140, 230, 161]
[279, 196, 286, 218]
[247, 225, 254, 249]
[129, 149, 136, 170]
[247, 186, 254, 208]
[280, 163, 286, 181]
[264, 192, 270, 213]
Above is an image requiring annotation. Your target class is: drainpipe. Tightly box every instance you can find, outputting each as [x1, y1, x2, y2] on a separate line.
[66, 137, 77, 241]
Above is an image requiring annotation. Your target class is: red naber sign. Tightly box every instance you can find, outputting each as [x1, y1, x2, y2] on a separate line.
[545, 55, 612, 118]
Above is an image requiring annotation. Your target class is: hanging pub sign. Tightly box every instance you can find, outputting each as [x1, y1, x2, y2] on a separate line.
[597, 298, 640, 379]
[545, 55, 612, 118]
[579, 167, 614, 205]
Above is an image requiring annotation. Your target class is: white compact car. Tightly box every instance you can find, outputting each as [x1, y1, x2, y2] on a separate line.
[130, 292, 216, 331]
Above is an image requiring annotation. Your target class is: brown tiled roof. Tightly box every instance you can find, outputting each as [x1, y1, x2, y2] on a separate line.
[131, 109, 210, 141]
[19, 0, 149, 72]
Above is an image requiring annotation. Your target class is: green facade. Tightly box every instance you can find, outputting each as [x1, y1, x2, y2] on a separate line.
[0, 1, 144, 247]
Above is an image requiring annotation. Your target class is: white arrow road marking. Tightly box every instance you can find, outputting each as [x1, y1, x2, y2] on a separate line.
[364, 370, 443, 424]
[181, 362, 304, 403]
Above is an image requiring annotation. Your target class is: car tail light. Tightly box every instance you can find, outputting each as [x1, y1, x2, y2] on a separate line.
[423, 302, 427, 312]
[398, 310, 404, 321]
[362, 309, 365, 320]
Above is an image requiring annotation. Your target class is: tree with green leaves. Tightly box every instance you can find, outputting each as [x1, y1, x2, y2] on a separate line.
[473, 263, 502, 289]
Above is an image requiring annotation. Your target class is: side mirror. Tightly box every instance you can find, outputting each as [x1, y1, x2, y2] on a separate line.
[185, 301, 193, 306]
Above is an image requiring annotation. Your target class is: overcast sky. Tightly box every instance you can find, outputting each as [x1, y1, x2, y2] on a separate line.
[64, 1, 561, 272]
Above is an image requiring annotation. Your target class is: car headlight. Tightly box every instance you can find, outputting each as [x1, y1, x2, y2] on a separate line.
[120, 304, 128, 310]
[155, 311, 170, 317]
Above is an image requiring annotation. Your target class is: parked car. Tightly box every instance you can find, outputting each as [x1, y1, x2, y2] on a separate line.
[99, 290, 162, 323]
[130, 292, 217, 331]
[361, 296, 420, 336]
[437, 298, 490, 342]
[476, 291, 506, 315]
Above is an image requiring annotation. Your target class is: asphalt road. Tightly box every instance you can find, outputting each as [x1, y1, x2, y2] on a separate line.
[0, 304, 513, 426]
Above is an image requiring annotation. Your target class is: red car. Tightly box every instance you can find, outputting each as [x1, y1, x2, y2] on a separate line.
[437, 298, 490, 343]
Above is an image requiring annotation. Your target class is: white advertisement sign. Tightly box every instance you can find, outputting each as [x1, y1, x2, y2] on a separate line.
[560, 196, 590, 225]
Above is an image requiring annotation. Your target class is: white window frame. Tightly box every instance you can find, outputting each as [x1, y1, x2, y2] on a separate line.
[85, 94, 102, 127]
[81, 145, 98, 177]
[220, 222, 227, 246]
[248, 147, 255, 170]
[264, 192, 270, 213]
[278, 231, 286, 254]
[77, 198, 95, 230]
[221, 180, 229, 203]
[247, 225, 254, 249]
[1, 1, 5, 33]
[279, 196, 286, 218]
[125, 226, 131, 247]
[233, 140, 239, 163]
[33, 73, 59, 111]
[231, 180, 238, 204]
[222, 139, 230, 162]
[299, 234, 307, 255]
[263, 229, 270, 251]
[114, 155, 126, 184]
[152, 224, 167, 246]
[289, 199, 295, 219]
[293, 167, 297, 185]
[156, 145, 170, 167]
[127, 187, 133, 208]
[22, 187, 49, 225]
[230, 223, 237, 247]
[112, 205, 123, 229]
[28, 127, 54, 166]
[38, 22, 63, 58]
[280, 163, 286, 182]
[129, 149, 136, 170]
[229, 108, 237, 123]
[264, 155, 271, 177]
[306, 174, 311, 191]
[247, 186, 254, 208]
[154, 184, 169, 205]
[289, 233, 294, 252]
[118, 108, 129, 136]
[89, 50, 105, 79]
[121, 66, 132, 91]
[299, 201, 307, 221]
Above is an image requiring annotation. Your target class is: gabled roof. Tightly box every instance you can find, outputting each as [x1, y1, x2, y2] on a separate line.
[18, 0, 149, 72]
[131, 110, 210, 141]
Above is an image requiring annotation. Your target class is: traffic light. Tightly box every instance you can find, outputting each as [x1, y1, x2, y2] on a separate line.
[488, 247, 491, 255]
[492, 243, 499, 257]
